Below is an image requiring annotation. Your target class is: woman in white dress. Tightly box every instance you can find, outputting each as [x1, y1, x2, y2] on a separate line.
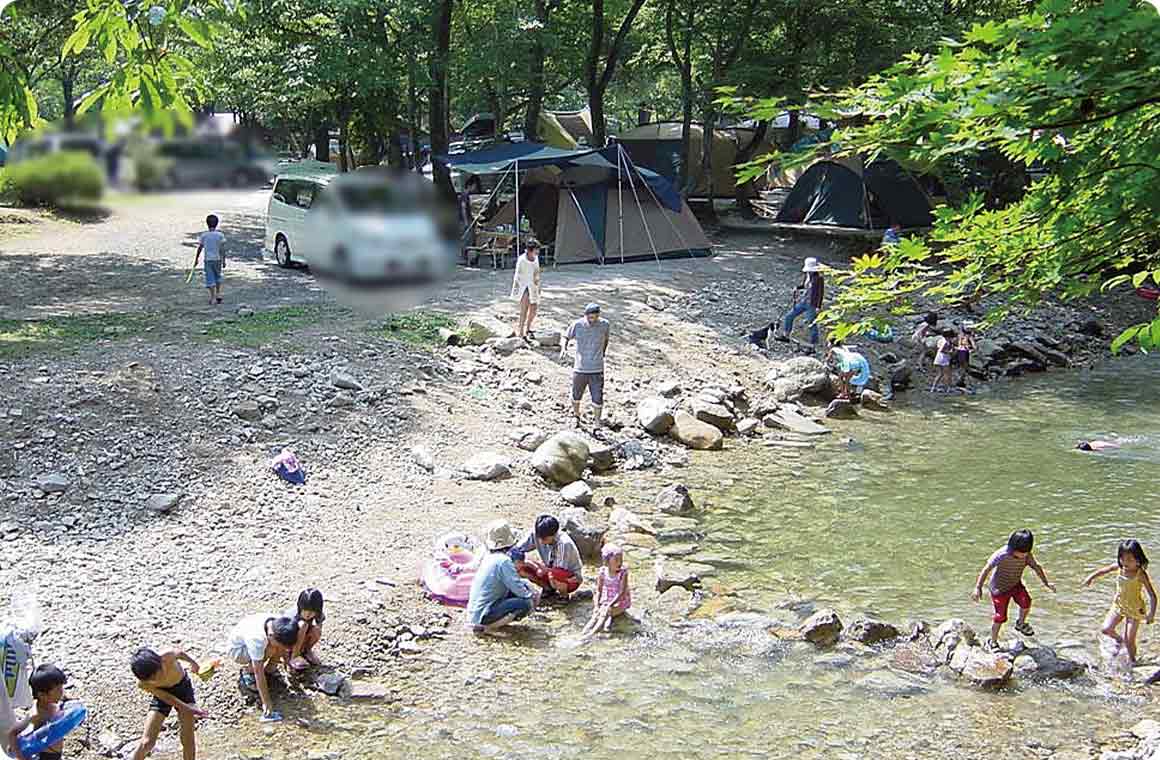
[511, 240, 542, 340]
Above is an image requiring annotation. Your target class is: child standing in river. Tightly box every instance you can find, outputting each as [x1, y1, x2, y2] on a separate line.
[972, 529, 1057, 652]
[1082, 540, 1157, 664]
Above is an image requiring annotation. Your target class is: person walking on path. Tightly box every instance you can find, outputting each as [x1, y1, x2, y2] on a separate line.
[561, 303, 611, 427]
[748, 258, 824, 350]
[511, 240, 542, 340]
[192, 214, 226, 305]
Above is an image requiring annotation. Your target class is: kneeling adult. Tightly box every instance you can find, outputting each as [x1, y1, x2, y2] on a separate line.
[513, 514, 583, 598]
[466, 520, 540, 636]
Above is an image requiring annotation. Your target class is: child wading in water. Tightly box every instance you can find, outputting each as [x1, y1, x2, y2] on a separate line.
[581, 544, 631, 641]
[954, 324, 978, 387]
[289, 588, 325, 672]
[1082, 540, 1157, 664]
[129, 648, 207, 760]
[972, 529, 1057, 652]
[930, 328, 956, 392]
[193, 214, 226, 305]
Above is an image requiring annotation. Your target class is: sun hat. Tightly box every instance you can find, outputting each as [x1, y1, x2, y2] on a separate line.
[484, 520, 520, 552]
[802, 257, 821, 272]
[601, 543, 623, 562]
[584, 302, 601, 315]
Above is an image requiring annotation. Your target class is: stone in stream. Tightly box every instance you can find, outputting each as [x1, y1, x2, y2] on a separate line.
[654, 558, 714, 594]
[329, 370, 363, 391]
[508, 426, 549, 452]
[669, 411, 724, 451]
[799, 609, 844, 646]
[888, 360, 913, 391]
[692, 400, 736, 432]
[314, 671, 350, 697]
[461, 452, 512, 481]
[949, 645, 1013, 687]
[763, 408, 830, 436]
[890, 642, 941, 676]
[736, 417, 761, 435]
[348, 681, 390, 701]
[859, 389, 890, 411]
[765, 357, 831, 402]
[844, 618, 901, 645]
[933, 618, 978, 663]
[531, 432, 590, 485]
[637, 397, 675, 435]
[559, 480, 594, 508]
[854, 669, 931, 698]
[1012, 646, 1086, 680]
[823, 399, 858, 419]
[656, 483, 696, 516]
[35, 473, 70, 494]
[559, 508, 606, 562]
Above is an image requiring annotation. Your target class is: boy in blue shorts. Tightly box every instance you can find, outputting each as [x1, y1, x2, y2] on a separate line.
[193, 214, 226, 305]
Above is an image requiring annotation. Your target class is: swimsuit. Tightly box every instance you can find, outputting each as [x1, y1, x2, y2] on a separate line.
[1113, 571, 1147, 622]
[599, 567, 631, 609]
[149, 673, 196, 717]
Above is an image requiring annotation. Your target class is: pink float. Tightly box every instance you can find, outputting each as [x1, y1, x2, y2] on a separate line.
[420, 532, 483, 607]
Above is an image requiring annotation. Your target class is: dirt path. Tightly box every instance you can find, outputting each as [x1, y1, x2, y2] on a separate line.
[0, 190, 1153, 758]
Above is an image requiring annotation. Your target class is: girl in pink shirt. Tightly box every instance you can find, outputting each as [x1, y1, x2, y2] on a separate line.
[581, 545, 631, 641]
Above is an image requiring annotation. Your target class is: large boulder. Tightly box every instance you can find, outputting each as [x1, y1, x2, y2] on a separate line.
[531, 432, 590, 485]
[656, 484, 695, 516]
[765, 357, 831, 402]
[692, 400, 736, 432]
[560, 480, 594, 508]
[637, 397, 675, 435]
[462, 317, 507, 345]
[669, 411, 724, 451]
[949, 645, 1013, 687]
[462, 452, 512, 481]
[888, 360, 913, 391]
[844, 618, 901, 645]
[559, 507, 606, 562]
[799, 609, 843, 646]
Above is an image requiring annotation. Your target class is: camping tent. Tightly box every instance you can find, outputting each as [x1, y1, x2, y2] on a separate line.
[615, 121, 781, 197]
[437, 142, 711, 265]
[775, 159, 933, 229]
[537, 108, 596, 150]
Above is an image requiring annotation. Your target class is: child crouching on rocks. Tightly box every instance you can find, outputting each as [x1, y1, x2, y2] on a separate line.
[581, 544, 631, 641]
[226, 614, 299, 722]
[972, 529, 1056, 652]
[289, 589, 325, 672]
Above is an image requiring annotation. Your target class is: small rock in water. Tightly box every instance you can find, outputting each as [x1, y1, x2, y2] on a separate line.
[799, 609, 843, 646]
[656, 483, 695, 516]
[315, 672, 348, 696]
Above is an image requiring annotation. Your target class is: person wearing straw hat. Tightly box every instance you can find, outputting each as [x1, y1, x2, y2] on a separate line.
[561, 303, 611, 427]
[777, 257, 825, 348]
[466, 520, 540, 637]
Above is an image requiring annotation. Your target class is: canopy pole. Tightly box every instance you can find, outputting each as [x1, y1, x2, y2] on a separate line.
[464, 162, 515, 238]
[617, 145, 698, 260]
[514, 159, 520, 265]
[616, 144, 625, 265]
[617, 146, 662, 269]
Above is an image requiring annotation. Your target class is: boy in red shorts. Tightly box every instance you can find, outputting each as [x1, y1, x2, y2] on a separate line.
[512, 515, 583, 599]
[972, 529, 1057, 652]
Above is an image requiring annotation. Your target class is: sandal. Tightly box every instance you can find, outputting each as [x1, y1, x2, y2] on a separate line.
[1014, 621, 1035, 637]
[238, 671, 258, 693]
[983, 639, 1001, 653]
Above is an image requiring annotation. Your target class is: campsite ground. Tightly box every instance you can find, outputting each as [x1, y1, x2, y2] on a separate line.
[0, 189, 1153, 757]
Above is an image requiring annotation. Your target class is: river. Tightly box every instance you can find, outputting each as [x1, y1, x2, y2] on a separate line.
[223, 357, 1160, 759]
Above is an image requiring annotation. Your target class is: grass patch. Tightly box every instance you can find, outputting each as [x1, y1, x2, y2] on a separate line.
[376, 311, 457, 347]
[0, 313, 157, 358]
[200, 305, 326, 347]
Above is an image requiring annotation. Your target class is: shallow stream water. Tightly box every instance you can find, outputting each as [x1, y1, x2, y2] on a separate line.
[223, 357, 1160, 759]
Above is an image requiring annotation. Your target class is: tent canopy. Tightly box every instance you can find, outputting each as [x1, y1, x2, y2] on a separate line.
[440, 142, 711, 265]
[775, 159, 933, 229]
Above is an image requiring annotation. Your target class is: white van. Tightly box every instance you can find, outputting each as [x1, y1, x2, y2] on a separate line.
[265, 173, 333, 267]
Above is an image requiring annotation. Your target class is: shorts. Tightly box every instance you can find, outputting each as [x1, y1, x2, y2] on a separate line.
[517, 562, 581, 594]
[954, 349, 970, 367]
[571, 372, 604, 405]
[934, 354, 951, 367]
[991, 583, 1032, 623]
[149, 673, 196, 717]
[204, 259, 223, 287]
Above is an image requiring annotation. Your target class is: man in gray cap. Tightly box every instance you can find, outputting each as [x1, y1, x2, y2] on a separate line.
[561, 302, 611, 426]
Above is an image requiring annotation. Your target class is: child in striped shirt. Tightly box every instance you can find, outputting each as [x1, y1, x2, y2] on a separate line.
[972, 529, 1057, 652]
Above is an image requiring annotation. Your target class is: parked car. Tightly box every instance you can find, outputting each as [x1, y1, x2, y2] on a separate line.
[7, 133, 105, 164]
[265, 169, 455, 290]
[155, 137, 275, 188]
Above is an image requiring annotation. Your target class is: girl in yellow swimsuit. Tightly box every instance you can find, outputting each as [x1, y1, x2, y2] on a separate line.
[1083, 539, 1158, 663]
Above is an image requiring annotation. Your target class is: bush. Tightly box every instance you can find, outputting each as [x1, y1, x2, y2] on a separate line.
[5, 151, 104, 207]
[129, 147, 174, 191]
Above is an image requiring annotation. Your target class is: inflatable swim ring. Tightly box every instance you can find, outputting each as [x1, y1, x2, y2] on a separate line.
[866, 325, 895, 343]
[18, 703, 86, 758]
[1136, 286, 1160, 301]
[420, 532, 483, 607]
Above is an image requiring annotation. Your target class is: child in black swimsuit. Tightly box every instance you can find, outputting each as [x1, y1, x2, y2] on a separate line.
[6, 664, 68, 760]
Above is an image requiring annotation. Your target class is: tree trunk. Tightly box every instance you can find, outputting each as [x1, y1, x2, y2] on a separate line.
[700, 98, 717, 221]
[523, 0, 549, 141]
[429, 0, 455, 199]
[787, 109, 800, 148]
[585, 0, 649, 147]
[60, 72, 76, 130]
[313, 125, 330, 163]
[733, 119, 769, 219]
[388, 132, 404, 167]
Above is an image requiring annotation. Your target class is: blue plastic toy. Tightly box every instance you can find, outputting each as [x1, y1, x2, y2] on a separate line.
[17, 703, 87, 758]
